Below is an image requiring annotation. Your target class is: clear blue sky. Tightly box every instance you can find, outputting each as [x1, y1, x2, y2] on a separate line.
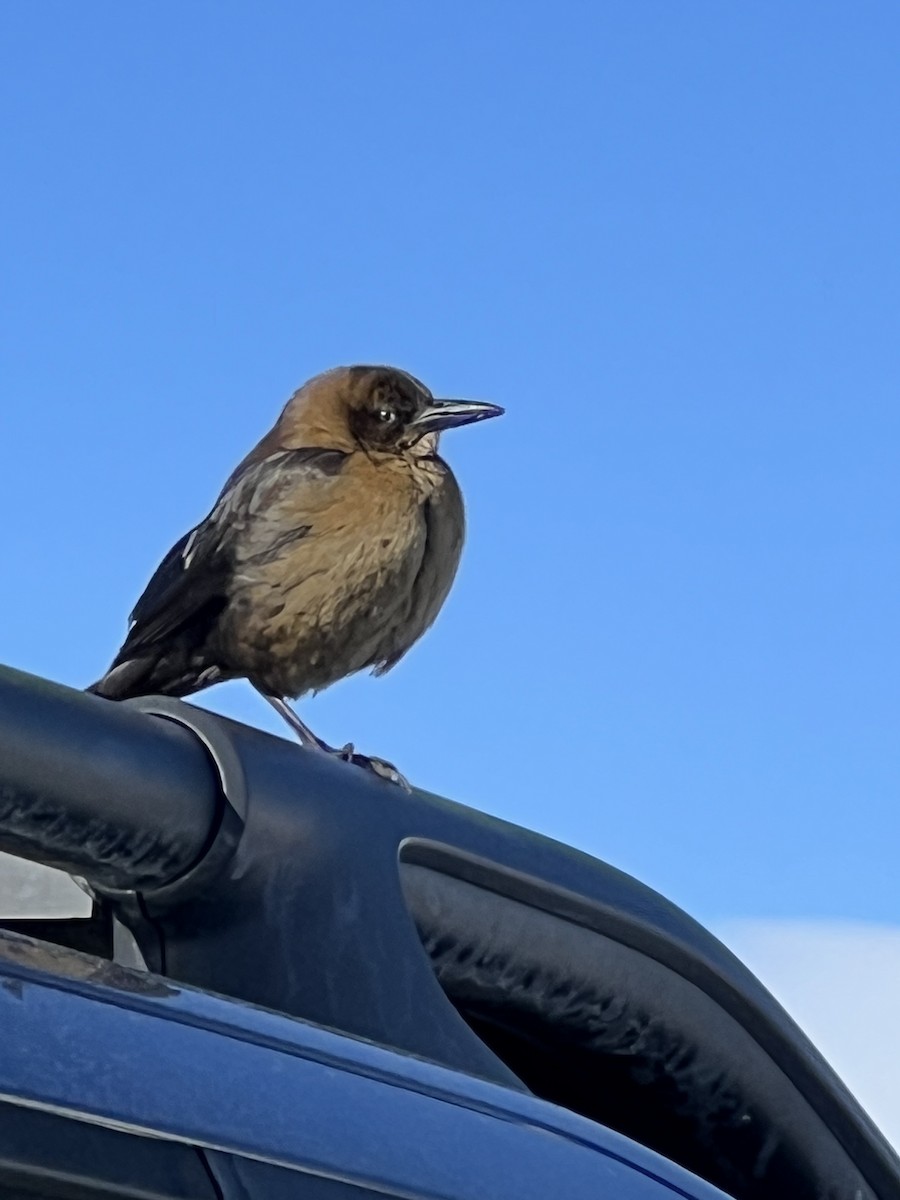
[2, 3, 898, 927]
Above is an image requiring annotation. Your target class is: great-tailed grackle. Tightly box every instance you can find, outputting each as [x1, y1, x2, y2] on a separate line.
[88, 365, 503, 787]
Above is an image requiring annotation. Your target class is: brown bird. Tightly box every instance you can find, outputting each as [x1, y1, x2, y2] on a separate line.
[88, 365, 503, 787]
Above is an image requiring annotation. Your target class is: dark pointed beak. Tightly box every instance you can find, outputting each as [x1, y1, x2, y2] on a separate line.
[408, 398, 505, 436]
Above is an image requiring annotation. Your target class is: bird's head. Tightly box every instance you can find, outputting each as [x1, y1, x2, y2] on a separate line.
[278, 366, 503, 455]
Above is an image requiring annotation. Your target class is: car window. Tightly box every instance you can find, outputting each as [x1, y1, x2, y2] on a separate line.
[0, 1102, 214, 1200]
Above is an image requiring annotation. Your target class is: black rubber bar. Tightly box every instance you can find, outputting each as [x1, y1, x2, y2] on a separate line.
[0, 665, 219, 890]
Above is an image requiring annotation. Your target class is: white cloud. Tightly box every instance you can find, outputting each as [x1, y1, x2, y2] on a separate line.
[716, 919, 900, 1150]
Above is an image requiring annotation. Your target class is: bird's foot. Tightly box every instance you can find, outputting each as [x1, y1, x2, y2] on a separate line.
[332, 742, 410, 790]
[255, 692, 411, 790]
[346, 751, 411, 792]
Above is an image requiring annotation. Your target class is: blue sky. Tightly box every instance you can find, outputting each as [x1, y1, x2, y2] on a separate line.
[2, 3, 898, 928]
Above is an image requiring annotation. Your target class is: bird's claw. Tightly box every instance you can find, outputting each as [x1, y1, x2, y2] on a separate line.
[347, 752, 412, 792]
[259, 694, 410, 790]
[327, 737, 409, 790]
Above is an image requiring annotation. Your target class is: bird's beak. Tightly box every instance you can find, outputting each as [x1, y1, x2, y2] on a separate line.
[408, 398, 505, 437]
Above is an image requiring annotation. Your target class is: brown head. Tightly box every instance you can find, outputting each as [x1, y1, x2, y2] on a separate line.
[257, 366, 504, 458]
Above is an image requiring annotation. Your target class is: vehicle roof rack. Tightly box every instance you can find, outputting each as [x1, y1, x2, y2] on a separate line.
[1, 663, 897, 1200]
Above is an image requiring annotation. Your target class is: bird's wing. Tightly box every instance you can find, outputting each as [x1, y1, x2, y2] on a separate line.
[121, 447, 348, 657]
[122, 522, 230, 653]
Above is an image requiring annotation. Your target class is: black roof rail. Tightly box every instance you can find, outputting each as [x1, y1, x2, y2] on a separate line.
[1, 662, 898, 1200]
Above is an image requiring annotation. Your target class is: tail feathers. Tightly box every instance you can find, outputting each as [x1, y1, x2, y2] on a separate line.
[87, 653, 225, 700]
[86, 657, 158, 700]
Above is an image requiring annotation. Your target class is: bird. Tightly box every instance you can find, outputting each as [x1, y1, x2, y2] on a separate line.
[88, 365, 503, 788]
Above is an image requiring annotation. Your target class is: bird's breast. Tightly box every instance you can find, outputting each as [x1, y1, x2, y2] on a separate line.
[218, 454, 451, 696]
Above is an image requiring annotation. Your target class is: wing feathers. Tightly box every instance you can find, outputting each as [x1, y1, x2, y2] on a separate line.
[92, 446, 349, 696]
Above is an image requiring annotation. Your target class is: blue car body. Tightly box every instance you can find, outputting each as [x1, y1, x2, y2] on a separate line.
[0, 930, 728, 1200]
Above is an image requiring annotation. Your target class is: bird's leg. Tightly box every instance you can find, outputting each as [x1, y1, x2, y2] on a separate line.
[256, 689, 411, 791]
[260, 692, 354, 756]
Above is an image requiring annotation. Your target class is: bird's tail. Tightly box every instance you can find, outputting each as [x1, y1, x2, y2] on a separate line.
[86, 657, 159, 701]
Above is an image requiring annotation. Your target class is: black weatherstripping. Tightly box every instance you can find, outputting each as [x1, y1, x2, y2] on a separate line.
[0, 663, 898, 1200]
[0, 666, 219, 890]
[400, 848, 896, 1200]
